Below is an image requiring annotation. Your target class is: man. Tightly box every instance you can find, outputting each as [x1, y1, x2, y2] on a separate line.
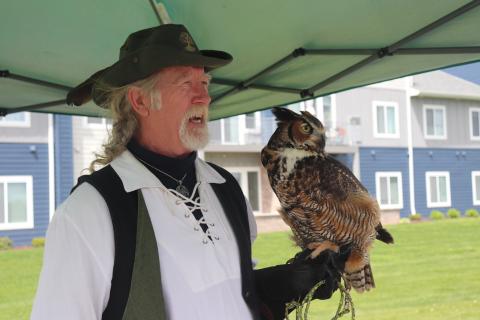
[31, 24, 346, 320]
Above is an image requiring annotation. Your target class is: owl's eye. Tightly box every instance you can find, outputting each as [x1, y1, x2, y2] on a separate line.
[300, 122, 312, 134]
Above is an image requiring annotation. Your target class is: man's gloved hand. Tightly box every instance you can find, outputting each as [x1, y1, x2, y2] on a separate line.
[254, 245, 351, 320]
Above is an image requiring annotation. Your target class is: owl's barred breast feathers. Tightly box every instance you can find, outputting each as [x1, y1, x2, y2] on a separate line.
[262, 107, 394, 293]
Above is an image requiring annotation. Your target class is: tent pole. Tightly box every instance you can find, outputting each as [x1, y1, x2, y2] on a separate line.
[148, 0, 172, 24]
[1, 70, 72, 92]
[307, 47, 480, 55]
[0, 100, 67, 116]
[388, 0, 480, 52]
[396, 47, 480, 54]
[211, 78, 301, 94]
[307, 0, 480, 94]
[212, 48, 306, 103]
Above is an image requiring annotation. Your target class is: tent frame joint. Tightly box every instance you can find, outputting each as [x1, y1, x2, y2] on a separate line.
[0, 69, 10, 78]
[377, 47, 393, 58]
[293, 48, 306, 57]
[300, 89, 313, 98]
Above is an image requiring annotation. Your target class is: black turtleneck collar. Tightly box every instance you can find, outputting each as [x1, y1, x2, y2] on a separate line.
[127, 139, 197, 193]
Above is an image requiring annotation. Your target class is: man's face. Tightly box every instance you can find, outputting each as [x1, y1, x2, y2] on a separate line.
[144, 66, 211, 155]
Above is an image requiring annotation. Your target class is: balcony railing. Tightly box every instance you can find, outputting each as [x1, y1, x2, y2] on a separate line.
[207, 117, 361, 147]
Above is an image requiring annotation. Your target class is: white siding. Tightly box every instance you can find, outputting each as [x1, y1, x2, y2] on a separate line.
[72, 116, 110, 179]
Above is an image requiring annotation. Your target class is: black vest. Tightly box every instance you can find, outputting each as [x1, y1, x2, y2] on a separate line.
[73, 164, 260, 320]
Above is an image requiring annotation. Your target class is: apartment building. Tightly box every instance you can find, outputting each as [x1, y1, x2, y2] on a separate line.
[0, 114, 72, 246]
[206, 71, 480, 227]
[2, 69, 479, 244]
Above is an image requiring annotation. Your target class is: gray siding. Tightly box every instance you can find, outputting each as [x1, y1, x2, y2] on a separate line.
[412, 97, 480, 148]
[0, 112, 48, 143]
[336, 87, 408, 147]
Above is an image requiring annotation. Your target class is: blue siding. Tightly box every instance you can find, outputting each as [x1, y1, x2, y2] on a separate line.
[359, 147, 411, 217]
[360, 147, 480, 218]
[332, 153, 353, 170]
[54, 115, 73, 207]
[413, 148, 480, 216]
[0, 143, 49, 246]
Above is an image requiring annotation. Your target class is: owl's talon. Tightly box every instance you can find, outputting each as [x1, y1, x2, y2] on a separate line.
[307, 241, 339, 258]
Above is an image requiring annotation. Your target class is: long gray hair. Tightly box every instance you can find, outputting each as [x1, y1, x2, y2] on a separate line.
[88, 74, 161, 172]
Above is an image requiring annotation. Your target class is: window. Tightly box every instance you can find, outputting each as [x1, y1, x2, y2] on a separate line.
[287, 95, 336, 135]
[243, 112, 261, 133]
[0, 176, 34, 230]
[228, 167, 261, 212]
[426, 172, 451, 207]
[221, 116, 241, 144]
[83, 116, 112, 128]
[423, 105, 446, 139]
[220, 112, 261, 144]
[375, 172, 403, 209]
[0, 112, 31, 127]
[469, 108, 480, 140]
[373, 101, 399, 138]
[472, 171, 480, 205]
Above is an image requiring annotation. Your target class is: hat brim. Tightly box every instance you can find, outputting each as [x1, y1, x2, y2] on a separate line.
[66, 48, 232, 107]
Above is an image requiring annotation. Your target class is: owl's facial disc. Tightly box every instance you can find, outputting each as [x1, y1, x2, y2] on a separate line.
[289, 121, 314, 151]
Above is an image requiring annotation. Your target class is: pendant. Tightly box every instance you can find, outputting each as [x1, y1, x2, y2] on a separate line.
[176, 184, 190, 197]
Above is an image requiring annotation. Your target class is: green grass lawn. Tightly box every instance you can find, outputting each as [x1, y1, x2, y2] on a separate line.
[0, 247, 43, 320]
[1, 219, 479, 319]
[253, 218, 480, 320]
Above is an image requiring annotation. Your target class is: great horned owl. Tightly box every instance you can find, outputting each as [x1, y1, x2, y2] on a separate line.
[261, 107, 393, 293]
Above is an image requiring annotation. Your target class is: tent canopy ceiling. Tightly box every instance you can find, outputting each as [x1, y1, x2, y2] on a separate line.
[1, 0, 480, 120]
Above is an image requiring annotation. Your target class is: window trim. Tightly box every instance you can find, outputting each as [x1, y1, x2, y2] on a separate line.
[425, 171, 451, 208]
[0, 112, 31, 128]
[290, 95, 337, 138]
[220, 116, 243, 144]
[372, 101, 400, 138]
[82, 116, 112, 129]
[469, 107, 480, 141]
[242, 112, 261, 134]
[423, 105, 447, 140]
[224, 166, 262, 213]
[375, 171, 403, 210]
[472, 171, 480, 206]
[0, 176, 34, 231]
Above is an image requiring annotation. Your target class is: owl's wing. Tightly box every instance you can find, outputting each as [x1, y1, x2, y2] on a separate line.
[310, 155, 368, 201]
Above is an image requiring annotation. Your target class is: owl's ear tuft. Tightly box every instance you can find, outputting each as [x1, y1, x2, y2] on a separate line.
[272, 107, 300, 123]
[301, 111, 324, 128]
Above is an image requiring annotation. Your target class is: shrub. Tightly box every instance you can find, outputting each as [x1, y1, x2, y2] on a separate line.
[410, 213, 422, 221]
[399, 218, 410, 224]
[430, 210, 445, 220]
[0, 237, 13, 250]
[465, 208, 479, 218]
[32, 237, 46, 248]
[447, 208, 461, 219]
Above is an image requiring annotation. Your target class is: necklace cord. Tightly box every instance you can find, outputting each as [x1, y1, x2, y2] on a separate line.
[136, 156, 191, 197]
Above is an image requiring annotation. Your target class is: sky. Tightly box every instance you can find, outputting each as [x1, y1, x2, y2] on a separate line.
[443, 61, 480, 85]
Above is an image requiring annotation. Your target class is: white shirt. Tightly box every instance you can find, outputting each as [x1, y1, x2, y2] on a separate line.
[31, 151, 257, 320]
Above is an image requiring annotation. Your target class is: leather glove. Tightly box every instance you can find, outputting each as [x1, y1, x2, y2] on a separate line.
[254, 245, 351, 320]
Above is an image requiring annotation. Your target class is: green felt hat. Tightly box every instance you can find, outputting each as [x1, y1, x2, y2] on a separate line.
[67, 24, 232, 107]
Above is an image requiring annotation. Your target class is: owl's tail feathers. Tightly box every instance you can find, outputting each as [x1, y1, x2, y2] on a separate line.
[345, 264, 375, 293]
[376, 225, 394, 244]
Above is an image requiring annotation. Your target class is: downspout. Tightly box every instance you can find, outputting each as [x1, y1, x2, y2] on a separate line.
[406, 77, 419, 215]
[48, 114, 55, 220]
